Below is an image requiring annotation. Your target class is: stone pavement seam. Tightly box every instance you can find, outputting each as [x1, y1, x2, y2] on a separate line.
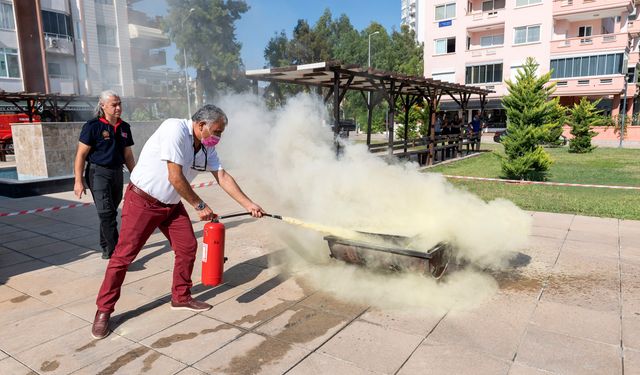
[392, 311, 450, 375]
[508, 214, 575, 373]
[280, 301, 371, 374]
[618, 219, 627, 375]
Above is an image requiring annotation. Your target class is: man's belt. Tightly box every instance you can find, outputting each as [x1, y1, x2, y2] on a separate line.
[129, 184, 176, 207]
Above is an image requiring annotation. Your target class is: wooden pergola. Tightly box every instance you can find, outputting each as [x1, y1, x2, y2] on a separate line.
[0, 92, 179, 122]
[246, 61, 493, 165]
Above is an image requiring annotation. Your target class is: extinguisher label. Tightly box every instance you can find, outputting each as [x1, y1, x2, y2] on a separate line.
[202, 243, 208, 263]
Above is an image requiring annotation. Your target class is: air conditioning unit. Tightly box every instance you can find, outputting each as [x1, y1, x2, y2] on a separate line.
[47, 38, 59, 48]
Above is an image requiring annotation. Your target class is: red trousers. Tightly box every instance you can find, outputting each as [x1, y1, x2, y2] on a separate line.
[96, 184, 198, 313]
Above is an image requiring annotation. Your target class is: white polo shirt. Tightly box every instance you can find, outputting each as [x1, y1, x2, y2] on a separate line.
[130, 118, 222, 204]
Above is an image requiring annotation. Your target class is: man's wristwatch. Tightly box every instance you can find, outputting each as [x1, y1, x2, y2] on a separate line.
[195, 201, 206, 211]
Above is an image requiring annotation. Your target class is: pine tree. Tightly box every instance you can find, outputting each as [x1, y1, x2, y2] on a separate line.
[568, 98, 603, 153]
[542, 99, 567, 147]
[500, 57, 555, 180]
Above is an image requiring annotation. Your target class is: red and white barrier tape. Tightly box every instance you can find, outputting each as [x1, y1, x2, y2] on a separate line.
[444, 175, 640, 190]
[0, 202, 93, 217]
[0, 180, 218, 217]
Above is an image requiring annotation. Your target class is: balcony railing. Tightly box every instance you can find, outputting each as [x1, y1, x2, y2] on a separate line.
[44, 33, 74, 56]
[553, 0, 633, 16]
[552, 75, 626, 95]
[466, 8, 505, 29]
[49, 76, 77, 95]
[550, 33, 629, 54]
[465, 45, 504, 59]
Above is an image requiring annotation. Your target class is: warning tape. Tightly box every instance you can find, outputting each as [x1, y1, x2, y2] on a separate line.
[443, 175, 640, 190]
[0, 180, 218, 217]
[0, 203, 93, 217]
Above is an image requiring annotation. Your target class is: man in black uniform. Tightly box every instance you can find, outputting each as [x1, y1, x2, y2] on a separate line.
[74, 91, 136, 259]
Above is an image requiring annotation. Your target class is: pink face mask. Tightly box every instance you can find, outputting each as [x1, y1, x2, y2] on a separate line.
[202, 135, 220, 147]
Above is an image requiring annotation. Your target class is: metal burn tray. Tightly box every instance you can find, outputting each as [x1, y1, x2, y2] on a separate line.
[324, 232, 451, 279]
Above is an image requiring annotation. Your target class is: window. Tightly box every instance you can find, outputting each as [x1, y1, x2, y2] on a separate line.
[0, 48, 20, 78]
[465, 63, 503, 84]
[101, 64, 120, 84]
[0, 2, 14, 30]
[42, 11, 73, 37]
[480, 34, 504, 47]
[97, 25, 117, 46]
[514, 25, 540, 44]
[435, 3, 456, 20]
[578, 26, 592, 43]
[515, 0, 542, 6]
[435, 37, 456, 54]
[482, 0, 506, 12]
[550, 53, 625, 79]
[94, 0, 113, 4]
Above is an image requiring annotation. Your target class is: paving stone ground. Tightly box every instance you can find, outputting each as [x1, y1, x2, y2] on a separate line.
[0, 173, 638, 374]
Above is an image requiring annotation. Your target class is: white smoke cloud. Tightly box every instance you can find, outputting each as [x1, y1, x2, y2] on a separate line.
[215, 93, 531, 311]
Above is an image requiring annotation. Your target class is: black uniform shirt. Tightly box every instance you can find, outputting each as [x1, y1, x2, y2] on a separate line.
[79, 117, 134, 168]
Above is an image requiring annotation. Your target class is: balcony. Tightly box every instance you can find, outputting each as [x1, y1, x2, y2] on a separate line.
[629, 20, 640, 37]
[128, 24, 170, 49]
[550, 33, 629, 55]
[466, 9, 506, 30]
[44, 33, 74, 56]
[553, 0, 633, 18]
[49, 76, 77, 95]
[551, 75, 626, 96]
[465, 45, 504, 60]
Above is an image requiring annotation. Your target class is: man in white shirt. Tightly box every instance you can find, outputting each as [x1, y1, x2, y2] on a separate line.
[92, 104, 264, 340]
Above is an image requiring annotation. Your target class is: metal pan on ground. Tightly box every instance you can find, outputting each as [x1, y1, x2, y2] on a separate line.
[323, 232, 451, 279]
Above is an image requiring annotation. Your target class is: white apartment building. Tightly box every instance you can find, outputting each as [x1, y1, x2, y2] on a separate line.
[402, 0, 427, 43]
[0, 0, 170, 98]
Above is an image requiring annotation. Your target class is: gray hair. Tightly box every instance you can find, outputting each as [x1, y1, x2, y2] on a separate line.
[191, 104, 228, 128]
[93, 90, 120, 118]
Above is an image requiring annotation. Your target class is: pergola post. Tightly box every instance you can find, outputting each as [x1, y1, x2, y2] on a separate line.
[427, 89, 441, 166]
[333, 70, 341, 138]
[387, 79, 396, 156]
[251, 80, 258, 95]
[478, 94, 487, 150]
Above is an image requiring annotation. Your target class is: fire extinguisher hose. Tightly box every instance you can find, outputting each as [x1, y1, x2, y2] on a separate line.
[217, 212, 282, 220]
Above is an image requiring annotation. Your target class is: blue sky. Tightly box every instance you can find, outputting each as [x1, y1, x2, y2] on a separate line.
[131, 1, 400, 71]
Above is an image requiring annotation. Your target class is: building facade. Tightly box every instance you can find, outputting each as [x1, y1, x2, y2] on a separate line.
[0, 0, 172, 98]
[420, 0, 639, 127]
[401, 0, 426, 43]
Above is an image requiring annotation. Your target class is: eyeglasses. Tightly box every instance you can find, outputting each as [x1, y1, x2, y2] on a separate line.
[191, 146, 208, 171]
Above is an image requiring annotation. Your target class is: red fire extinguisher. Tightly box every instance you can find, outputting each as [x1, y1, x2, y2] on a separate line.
[202, 217, 226, 286]
[201, 212, 281, 287]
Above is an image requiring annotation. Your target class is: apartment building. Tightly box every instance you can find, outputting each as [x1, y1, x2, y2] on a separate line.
[402, 0, 428, 43]
[0, 0, 170, 98]
[421, 0, 639, 127]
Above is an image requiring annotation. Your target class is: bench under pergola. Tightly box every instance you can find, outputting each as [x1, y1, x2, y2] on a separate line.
[246, 61, 493, 165]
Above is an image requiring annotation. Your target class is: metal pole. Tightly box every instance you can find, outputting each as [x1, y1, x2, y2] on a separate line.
[182, 8, 195, 118]
[620, 77, 628, 148]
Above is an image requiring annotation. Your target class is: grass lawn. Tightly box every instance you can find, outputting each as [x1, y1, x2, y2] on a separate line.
[427, 144, 640, 220]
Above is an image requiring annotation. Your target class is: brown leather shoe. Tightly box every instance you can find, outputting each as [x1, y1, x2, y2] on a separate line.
[91, 310, 110, 339]
[170, 298, 212, 312]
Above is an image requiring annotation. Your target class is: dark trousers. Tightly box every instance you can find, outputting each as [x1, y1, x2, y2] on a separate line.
[96, 185, 197, 313]
[85, 163, 123, 257]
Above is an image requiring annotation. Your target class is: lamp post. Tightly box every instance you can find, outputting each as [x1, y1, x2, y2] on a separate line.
[366, 31, 379, 144]
[181, 8, 195, 117]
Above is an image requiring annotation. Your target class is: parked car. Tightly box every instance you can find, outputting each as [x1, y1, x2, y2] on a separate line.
[493, 129, 568, 146]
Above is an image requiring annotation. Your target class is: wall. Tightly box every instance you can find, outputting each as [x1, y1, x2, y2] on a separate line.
[562, 125, 640, 141]
[11, 121, 160, 180]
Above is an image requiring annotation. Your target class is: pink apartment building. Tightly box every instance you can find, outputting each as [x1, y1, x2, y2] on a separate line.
[421, 0, 640, 128]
